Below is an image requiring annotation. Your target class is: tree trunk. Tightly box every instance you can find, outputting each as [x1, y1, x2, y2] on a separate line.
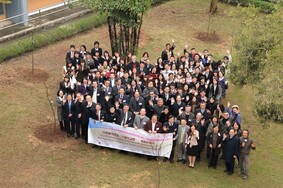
[107, 17, 115, 55]
[209, 0, 218, 14]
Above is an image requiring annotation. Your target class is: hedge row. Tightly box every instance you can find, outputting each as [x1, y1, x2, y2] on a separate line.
[219, 0, 280, 13]
[0, 14, 107, 63]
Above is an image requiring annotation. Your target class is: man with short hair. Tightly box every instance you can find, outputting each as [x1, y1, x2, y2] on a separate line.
[176, 119, 189, 163]
[163, 115, 179, 163]
[133, 108, 149, 130]
[116, 104, 133, 128]
[238, 129, 256, 179]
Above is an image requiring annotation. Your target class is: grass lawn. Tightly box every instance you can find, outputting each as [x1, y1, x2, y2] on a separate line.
[0, 0, 282, 187]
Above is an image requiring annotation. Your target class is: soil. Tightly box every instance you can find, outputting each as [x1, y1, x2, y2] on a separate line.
[195, 31, 222, 43]
[34, 124, 67, 143]
[16, 68, 50, 83]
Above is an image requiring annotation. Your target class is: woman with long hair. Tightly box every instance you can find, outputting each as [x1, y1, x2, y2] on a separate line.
[185, 124, 199, 168]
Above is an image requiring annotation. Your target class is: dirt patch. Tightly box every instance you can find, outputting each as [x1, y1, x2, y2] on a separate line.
[195, 31, 222, 43]
[34, 124, 67, 143]
[16, 68, 50, 83]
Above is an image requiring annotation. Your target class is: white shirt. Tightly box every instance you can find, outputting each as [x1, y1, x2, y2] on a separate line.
[92, 88, 97, 104]
[152, 122, 156, 132]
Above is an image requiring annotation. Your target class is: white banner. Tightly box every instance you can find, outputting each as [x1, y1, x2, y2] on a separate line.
[88, 119, 173, 157]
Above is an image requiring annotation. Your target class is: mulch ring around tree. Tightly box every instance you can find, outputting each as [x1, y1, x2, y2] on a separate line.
[34, 124, 67, 143]
[195, 31, 222, 43]
[16, 68, 50, 83]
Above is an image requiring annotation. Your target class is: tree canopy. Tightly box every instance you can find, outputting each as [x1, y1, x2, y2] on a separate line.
[79, 0, 152, 56]
[230, 7, 283, 123]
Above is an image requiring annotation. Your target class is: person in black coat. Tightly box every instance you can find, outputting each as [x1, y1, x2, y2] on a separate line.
[74, 93, 85, 139]
[106, 106, 119, 123]
[158, 106, 170, 124]
[169, 95, 186, 117]
[194, 112, 207, 162]
[207, 125, 223, 169]
[82, 95, 96, 143]
[91, 41, 102, 58]
[94, 103, 106, 122]
[162, 115, 179, 163]
[63, 94, 75, 137]
[223, 128, 239, 175]
[116, 104, 134, 127]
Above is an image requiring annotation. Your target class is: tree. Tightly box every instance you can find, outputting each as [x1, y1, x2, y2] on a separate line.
[79, 0, 152, 56]
[230, 7, 283, 123]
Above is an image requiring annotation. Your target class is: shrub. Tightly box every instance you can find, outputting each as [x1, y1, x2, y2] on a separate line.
[220, 0, 280, 13]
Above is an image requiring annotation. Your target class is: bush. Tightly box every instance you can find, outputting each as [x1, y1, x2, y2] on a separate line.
[220, 0, 280, 13]
[0, 14, 107, 63]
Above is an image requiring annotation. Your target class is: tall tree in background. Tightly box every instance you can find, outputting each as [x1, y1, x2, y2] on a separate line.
[80, 0, 152, 56]
[230, 7, 283, 123]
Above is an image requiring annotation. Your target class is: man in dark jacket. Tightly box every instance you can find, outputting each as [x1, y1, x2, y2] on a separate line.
[162, 115, 179, 163]
[223, 128, 239, 175]
[63, 94, 75, 137]
[207, 125, 222, 169]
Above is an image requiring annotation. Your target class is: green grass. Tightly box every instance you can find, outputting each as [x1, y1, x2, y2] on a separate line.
[0, 0, 282, 187]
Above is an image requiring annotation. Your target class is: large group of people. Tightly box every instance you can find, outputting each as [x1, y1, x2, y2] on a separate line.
[56, 40, 256, 180]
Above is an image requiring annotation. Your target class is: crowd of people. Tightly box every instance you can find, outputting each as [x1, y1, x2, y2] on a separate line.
[56, 40, 256, 180]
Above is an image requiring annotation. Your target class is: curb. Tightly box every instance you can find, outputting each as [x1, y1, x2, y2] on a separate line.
[0, 9, 92, 44]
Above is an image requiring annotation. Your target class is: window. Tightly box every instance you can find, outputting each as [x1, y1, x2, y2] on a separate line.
[0, 3, 4, 15]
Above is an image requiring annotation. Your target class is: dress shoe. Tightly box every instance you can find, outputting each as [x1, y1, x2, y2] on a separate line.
[177, 159, 183, 162]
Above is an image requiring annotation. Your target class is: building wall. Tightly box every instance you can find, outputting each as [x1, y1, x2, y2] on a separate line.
[27, 0, 65, 12]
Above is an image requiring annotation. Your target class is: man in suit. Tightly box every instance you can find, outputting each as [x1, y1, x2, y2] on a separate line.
[144, 114, 163, 134]
[176, 118, 190, 163]
[65, 44, 75, 63]
[133, 108, 150, 130]
[112, 78, 125, 97]
[82, 95, 96, 143]
[63, 94, 75, 137]
[149, 98, 165, 119]
[177, 105, 195, 126]
[169, 95, 186, 117]
[129, 91, 145, 115]
[161, 41, 175, 62]
[207, 125, 222, 169]
[121, 72, 132, 86]
[193, 112, 207, 162]
[74, 92, 85, 139]
[163, 115, 179, 163]
[223, 128, 239, 175]
[142, 81, 159, 99]
[116, 104, 134, 127]
[115, 88, 129, 109]
[160, 86, 172, 107]
[94, 103, 106, 122]
[90, 80, 103, 105]
[91, 41, 102, 58]
[195, 102, 211, 121]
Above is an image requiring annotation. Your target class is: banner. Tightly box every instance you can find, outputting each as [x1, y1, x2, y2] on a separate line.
[88, 119, 173, 158]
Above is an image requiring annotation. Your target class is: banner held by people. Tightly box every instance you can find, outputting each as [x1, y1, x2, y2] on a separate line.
[88, 119, 173, 157]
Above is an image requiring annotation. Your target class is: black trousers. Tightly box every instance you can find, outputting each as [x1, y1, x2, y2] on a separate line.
[82, 118, 89, 143]
[225, 158, 235, 173]
[59, 121, 65, 131]
[169, 142, 176, 161]
[75, 118, 82, 137]
[65, 118, 75, 135]
[208, 148, 219, 167]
